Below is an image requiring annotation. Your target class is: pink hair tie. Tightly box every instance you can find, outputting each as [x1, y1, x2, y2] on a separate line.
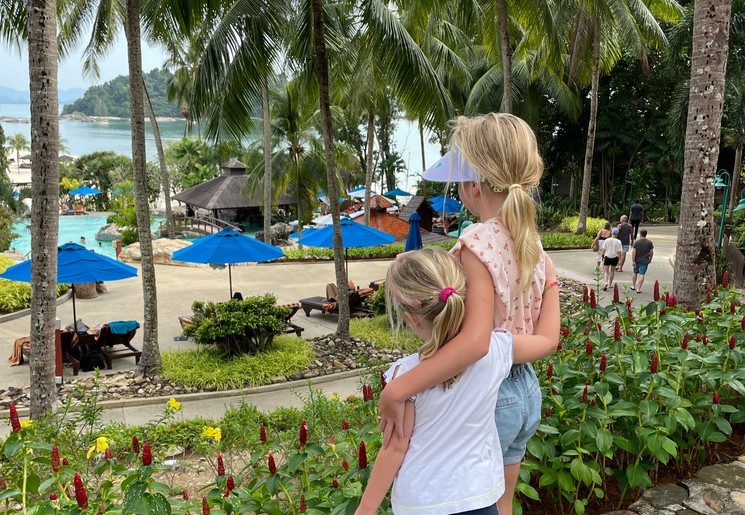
[439, 287, 456, 303]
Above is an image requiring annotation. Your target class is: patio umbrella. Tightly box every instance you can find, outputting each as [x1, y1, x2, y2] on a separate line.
[68, 186, 102, 195]
[0, 243, 138, 326]
[384, 188, 412, 197]
[405, 212, 423, 252]
[348, 186, 377, 199]
[297, 217, 394, 275]
[428, 195, 462, 213]
[172, 228, 284, 297]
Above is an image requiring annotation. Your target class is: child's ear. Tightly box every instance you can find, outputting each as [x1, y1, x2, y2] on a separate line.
[402, 311, 420, 327]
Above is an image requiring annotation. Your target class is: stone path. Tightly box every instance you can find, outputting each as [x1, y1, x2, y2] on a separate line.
[601, 458, 745, 515]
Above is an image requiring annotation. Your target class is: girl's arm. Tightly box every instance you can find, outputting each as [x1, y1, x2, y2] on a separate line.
[378, 247, 494, 446]
[513, 253, 560, 363]
[355, 400, 415, 515]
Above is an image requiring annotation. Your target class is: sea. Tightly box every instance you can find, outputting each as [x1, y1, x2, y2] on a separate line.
[0, 103, 442, 191]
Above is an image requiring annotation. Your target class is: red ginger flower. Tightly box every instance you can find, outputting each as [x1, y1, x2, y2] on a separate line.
[341, 420, 350, 431]
[546, 361, 553, 378]
[581, 385, 588, 404]
[49, 493, 57, 501]
[217, 453, 225, 476]
[332, 479, 339, 489]
[670, 295, 678, 307]
[260, 424, 267, 444]
[74, 473, 88, 509]
[703, 334, 709, 346]
[650, 354, 658, 374]
[202, 497, 210, 515]
[664, 292, 670, 306]
[627, 300, 634, 323]
[613, 283, 619, 303]
[600, 353, 607, 372]
[614, 319, 621, 341]
[585, 340, 593, 355]
[8, 403, 20, 433]
[590, 289, 596, 308]
[299, 420, 307, 447]
[654, 281, 660, 302]
[62, 458, 69, 466]
[557, 341, 563, 351]
[682, 332, 689, 350]
[299, 493, 307, 513]
[713, 391, 720, 404]
[358, 441, 368, 469]
[182, 490, 189, 500]
[560, 327, 569, 339]
[52, 445, 61, 472]
[741, 314, 745, 331]
[583, 286, 589, 304]
[380, 370, 387, 389]
[268, 453, 277, 475]
[105, 448, 112, 460]
[142, 442, 152, 466]
[223, 475, 235, 497]
[723, 270, 730, 287]
[731, 302, 736, 314]
[342, 458, 349, 471]
[730, 334, 737, 350]
[132, 436, 140, 455]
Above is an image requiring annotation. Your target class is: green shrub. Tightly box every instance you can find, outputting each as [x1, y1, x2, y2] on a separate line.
[0, 255, 69, 313]
[559, 215, 608, 237]
[184, 294, 292, 355]
[540, 232, 594, 249]
[161, 335, 313, 388]
[350, 315, 419, 353]
[367, 282, 387, 315]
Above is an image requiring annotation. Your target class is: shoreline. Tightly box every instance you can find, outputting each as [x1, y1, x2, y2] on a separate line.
[0, 114, 183, 124]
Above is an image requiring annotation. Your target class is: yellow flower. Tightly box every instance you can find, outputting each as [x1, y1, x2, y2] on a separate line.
[87, 436, 109, 459]
[167, 398, 182, 412]
[330, 443, 336, 453]
[202, 426, 222, 443]
[19, 420, 33, 428]
[331, 393, 339, 403]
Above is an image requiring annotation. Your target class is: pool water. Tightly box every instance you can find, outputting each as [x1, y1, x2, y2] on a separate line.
[10, 215, 165, 259]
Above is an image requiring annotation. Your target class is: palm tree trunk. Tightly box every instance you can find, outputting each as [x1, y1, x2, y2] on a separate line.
[497, 0, 512, 113]
[419, 121, 426, 171]
[312, 0, 349, 336]
[127, 0, 161, 375]
[262, 77, 273, 243]
[27, 0, 60, 419]
[143, 80, 174, 237]
[727, 144, 742, 220]
[577, 26, 600, 235]
[673, 0, 731, 306]
[364, 110, 375, 226]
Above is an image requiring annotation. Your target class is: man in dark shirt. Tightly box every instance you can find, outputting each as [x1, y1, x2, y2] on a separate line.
[629, 200, 644, 240]
[616, 215, 633, 272]
[631, 229, 654, 294]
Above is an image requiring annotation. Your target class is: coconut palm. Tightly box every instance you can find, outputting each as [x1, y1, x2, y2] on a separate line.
[6, 132, 29, 167]
[673, 0, 733, 306]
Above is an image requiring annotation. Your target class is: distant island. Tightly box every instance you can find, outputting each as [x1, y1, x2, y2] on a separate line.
[61, 68, 184, 119]
[0, 86, 85, 105]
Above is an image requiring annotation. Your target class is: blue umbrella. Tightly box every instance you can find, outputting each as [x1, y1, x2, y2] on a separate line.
[405, 212, 423, 251]
[0, 243, 138, 325]
[289, 227, 319, 239]
[172, 228, 284, 297]
[298, 217, 394, 274]
[428, 195, 462, 213]
[384, 188, 412, 197]
[68, 186, 102, 195]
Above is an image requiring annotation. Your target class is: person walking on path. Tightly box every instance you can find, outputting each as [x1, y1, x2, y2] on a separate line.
[629, 200, 644, 240]
[592, 222, 612, 267]
[616, 215, 633, 272]
[602, 228, 623, 291]
[631, 229, 654, 294]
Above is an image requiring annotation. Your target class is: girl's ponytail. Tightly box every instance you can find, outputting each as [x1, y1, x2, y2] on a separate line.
[501, 185, 541, 291]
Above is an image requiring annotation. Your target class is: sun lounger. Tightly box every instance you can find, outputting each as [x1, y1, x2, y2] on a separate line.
[299, 290, 373, 318]
[95, 321, 141, 369]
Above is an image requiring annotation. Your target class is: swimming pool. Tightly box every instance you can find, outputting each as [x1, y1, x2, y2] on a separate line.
[10, 215, 165, 259]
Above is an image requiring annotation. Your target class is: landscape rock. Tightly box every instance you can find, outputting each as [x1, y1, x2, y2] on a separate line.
[696, 464, 745, 490]
[642, 484, 688, 509]
[119, 238, 193, 265]
[95, 223, 123, 242]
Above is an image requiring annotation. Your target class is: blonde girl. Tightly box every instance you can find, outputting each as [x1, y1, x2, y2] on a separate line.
[379, 113, 561, 515]
[356, 248, 513, 515]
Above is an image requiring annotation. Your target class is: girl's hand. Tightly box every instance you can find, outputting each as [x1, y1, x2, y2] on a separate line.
[378, 384, 405, 448]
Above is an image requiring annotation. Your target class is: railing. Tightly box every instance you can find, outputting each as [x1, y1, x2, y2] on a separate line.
[159, 214, 242, 237]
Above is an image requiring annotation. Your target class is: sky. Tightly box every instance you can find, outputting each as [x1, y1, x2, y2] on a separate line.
[0, 37, 167, 91]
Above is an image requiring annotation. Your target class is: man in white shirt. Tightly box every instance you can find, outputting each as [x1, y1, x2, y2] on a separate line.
[601, 228, 623, 291]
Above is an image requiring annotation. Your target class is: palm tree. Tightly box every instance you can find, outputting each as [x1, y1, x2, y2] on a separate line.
[6, 132, 29, 167]
[673, 0, 732, 307]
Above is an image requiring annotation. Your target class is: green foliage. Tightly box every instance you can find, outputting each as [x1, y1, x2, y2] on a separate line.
[61, 68, 182, 118]
[540, 232, 594, 249]
[0, 207, 17, 251]
[161, 335, 313, 389]
[350, 315, 420, 353]
[0, 255, 68, 313]
[111, 207, 141, 246]
[183, 294, 293, 355]
[560, 216, 609, 237]
[367, 283, 387, 316]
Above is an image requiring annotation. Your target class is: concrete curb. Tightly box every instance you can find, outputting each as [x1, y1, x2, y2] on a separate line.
[0, 290, 73, 323]
[5, 368, 365, 419]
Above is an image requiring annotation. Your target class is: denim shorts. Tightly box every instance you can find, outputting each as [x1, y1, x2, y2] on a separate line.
[633, 262, 649, 275]
[495, 363, 541, 465]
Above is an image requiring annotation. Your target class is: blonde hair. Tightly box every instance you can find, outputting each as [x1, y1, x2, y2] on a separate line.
[451, 113, 543, 292]
[385, 248, 467, 389]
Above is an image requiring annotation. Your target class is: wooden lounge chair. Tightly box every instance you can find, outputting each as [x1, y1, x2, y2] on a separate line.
[299, 289, 373, 318]
[95, 321, 141, 369]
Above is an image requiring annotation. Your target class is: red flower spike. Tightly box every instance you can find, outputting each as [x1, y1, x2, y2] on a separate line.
[614, 319, 621, 341]
[730, 335, 736, 350]
[551, 387, 557, 395]
[52, 445, 61, 472]
[341, 420, 350, 431]
[260, 424, 267, 444]
[182, 490, 189, 500]
[613, 284, 619, 303]
[654, 281, 660, 302]
[591, 399, 597, 407]
[268, 453, 277, 475]
[333, 479, 339, 489]
[104, 448, 112, 460]
[585, 380, 591, 386]
[723, 271, 730, 287]
[299, 420, 308, 447]
[380, 370, 387, 389]
[358, 441, 368, 469]
[132, 436, 140, 455]
[585, 340, 593, 355]
[731, 302, 736, 314]
[49, 493, 57, 501]
[650, 354, 658, 374]
[707, 290, 712, 304]
[142, 443, 152, 466]
[597, 322, 602, 332]
[223, 476, 234, 497]
[660, 309, 666, 316]
[544, 409, 551, 418]
[703, 334, 709, 346]
[600, 353, 607, 372]
[547, 361, 553, 379]
[8, 403, 20, 433]
[713, 392, 720, 404]
[74, 473, 88, 509]
[583, 286, 589, 304]
[342, 458, 349, 471]
[217, 453, 225, 476]
[665, 292, 670, 306]
[560, 327, 569, 339]
[299, 493, 307, 513]
[741, 314, 745, 331]
[557, 341, 563, 351]
[671, 295, 678, 307]
[582, 385, 588, 404]
[62, 458, 69, 466]
[696, 333, 702, 342]
[682, 332, 689, 350]
[590, 289, 596, 308]
[202, 497, 210, 515]
[698, 312, 704, 324]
